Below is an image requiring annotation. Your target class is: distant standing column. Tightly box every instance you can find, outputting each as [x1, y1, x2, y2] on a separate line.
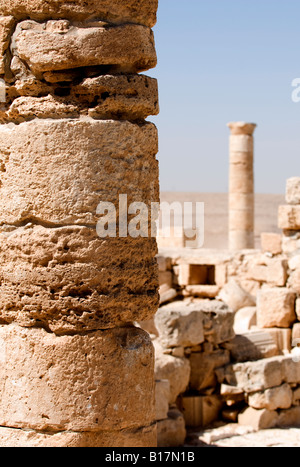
[227, 122, 257, 250]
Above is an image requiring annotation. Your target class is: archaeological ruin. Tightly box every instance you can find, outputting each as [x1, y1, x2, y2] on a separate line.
[0, 0, 299, 450]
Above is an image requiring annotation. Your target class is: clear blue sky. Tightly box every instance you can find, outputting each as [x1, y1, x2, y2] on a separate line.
[148, 0, 300, 194]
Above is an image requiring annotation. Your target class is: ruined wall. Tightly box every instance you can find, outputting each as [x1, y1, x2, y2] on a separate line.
[0, 0, 160, 447]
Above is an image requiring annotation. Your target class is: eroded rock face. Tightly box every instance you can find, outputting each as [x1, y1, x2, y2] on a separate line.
[0, 0, 160, 448]
[0, 0, 158, 27]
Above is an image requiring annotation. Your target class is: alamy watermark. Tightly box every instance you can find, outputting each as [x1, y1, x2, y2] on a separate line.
[96, 195, 205, 249]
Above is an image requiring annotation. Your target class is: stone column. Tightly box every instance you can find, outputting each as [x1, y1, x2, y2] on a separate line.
[0, 0, 159, 447]
[227, 122, 257, 250]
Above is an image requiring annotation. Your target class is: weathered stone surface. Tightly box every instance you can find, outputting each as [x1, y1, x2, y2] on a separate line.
[238, 407, 278, 431]
[179, 395, 223, 428]
[224, 330, 279, 363]
[155, 380, 170, 422]
[246, 258, 287, 287]
[0, 425, 157, 447]
[0, 225, 159, 333]
[261, 232, 282, 255]
[157, 409, 186, 448]
[189, 350, 230, 391]
[278, 205, 300, 230]
[233, 307, 257, 334]
[0, 0, 158, 27]
[2, 75, 159, 122]
[185, 285, 220, 298]
[267, 328, 292, 354]
[198, 299, 235, 345]
[218, 279, 256, 313]
[12, 21, 157, 75]
[154, 302, 204, 348]
[277, 407, 300, 428]
[0, 324, 155, 432]
[154, 342, 191, 404]
[257, 287, 296, 329]
[248, 384, 293, 411]
[222, 357, 284, 393]
[286, 177, 300, 205]
[288, 269, 300, 293]
[0, 16, 15, 74]
[0, 119, 159, 226]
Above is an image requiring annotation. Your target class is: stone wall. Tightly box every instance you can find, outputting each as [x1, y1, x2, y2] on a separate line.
[0, 0, 160, 447]
[153, 177, 300, 446]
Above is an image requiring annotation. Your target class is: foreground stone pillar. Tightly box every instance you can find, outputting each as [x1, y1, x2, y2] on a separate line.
[227, 122, 257, 250]
[0, 0, 159, 447]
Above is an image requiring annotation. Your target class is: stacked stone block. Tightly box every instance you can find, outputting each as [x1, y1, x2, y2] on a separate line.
[0, 0, 159, 447]
[227, 122, 257, 251]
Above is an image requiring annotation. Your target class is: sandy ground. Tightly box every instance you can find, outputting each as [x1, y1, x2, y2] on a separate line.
[185, 424, 300, 447]
[159, 192, 285, 250]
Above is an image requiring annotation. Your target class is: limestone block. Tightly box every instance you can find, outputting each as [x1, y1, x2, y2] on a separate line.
[277, 407, 300, 428]
[0, 0, 158, 27]
[288, 269, 300, 293]
[0, 225, 159, 333]
[292, 323, 300, 342]
[238, 407, 278, 431]
[248, 384, 293, 411]
[154, 343, 191, 404]
[13, 21, 157, 75]
[223, 357, 284, 393]
[229, 230, 254, 250]
[218, 279, 256, 313]
[0, 425, 157, 448]
[267, 328, 292, 354]
[233, 306, 257, 334]
[200, 299, 235, 344]
[278, 205, 300, 230]
[247, 259, 287, 287]
[159, 271, 173, 288]
[185, 285, 219, 298]
[155, 380, 170, 422]
[3, 74, 159, 123]
[0, 324, 155, 432]
[159, 285, 177, 306]
[229, 168, 254, 193]
[179, 395, 223, 428]
[281, 356, 300, 384]
[257, 287, 296, 329]
[286, 177, 300, 205]
[229, 134, 254, 152]
[261, 232, 282, 255]
[154, 302, 204, 348]
[293, 387, 300, 406]
[0, 119, 159, 226]
[229, 209, 254, 231]
[189, 350, 230, 391]
[282, 231, 300, 254]
[157, 409, 186, 448]
[229, 193, 254, 211]
[224, 330, 279, 363]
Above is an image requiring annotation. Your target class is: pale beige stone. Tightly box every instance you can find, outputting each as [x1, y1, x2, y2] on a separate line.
[288, 269, 300, 293]
[13, 21, 157, 75]
[0, 0, 158, 27]
[227, 122, 257, 136]
[278, 205, 300, 230]
[157, 409, 186, 448]
[296, 299, 300, 320]
[267, 328, 292, 354]
[248, 384, 293, 411]
[223, 357, 284, 393]
[229, 230, 254, 250]
[0, 425, 157, 447]
[224, 330, 279, 363]
[293, 387, 300, 406]
[185, 285, 219, 298]
[0, 119, 159, 226]
[234, 306, 257, 334]
[286, 177, 300, 205]
[257, 287, 296, 329]
[292, 323, 300, 342]
[159, 271, 173, 288]
[200, 299, 235, 344]
[261, 232, 282, 255]
[247, 258, 287, 287]
[155, 380, 170, 422]
[189, 350, 230, 391]
[0, 324, 155, 432]
[0, 225, 159, 333]
[277, 407, 300, 428]
[218, 279, 256, 312]
[155, 302, 204, 349]
[159, 285, 177, 305]
[238, 407, 278, 431]
[281, 356, 300, 384]
[154, 342, 191, 404]
[229, 209, 254, 231]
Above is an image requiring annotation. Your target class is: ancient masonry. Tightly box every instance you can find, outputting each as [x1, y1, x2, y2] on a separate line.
[152, 177, 300, 447]
[228, 122, 256, 251]
[0, 0, 160, 447]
